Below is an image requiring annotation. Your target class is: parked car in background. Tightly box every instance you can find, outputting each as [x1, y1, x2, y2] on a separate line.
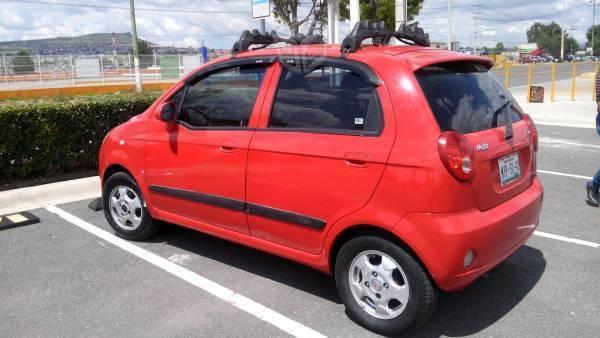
[98, 26, 544, 336]
[519, 55, 534, 63]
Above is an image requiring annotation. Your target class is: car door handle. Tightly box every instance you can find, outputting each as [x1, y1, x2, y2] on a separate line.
[219, 145, 237, 153]
[345, 159, 368, 168]
[344, 152, 371, 168]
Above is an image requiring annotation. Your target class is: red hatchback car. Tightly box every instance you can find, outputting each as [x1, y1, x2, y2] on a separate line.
[98, 25, 543, 335]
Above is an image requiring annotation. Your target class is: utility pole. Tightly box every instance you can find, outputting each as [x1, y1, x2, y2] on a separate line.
[395, 0, 407, 30]
[260, 18, 266, 34]
[350, 0, 360, 29]
[112, 32, 117, 57]
[560, 0, 565, 61]
[2, 54, 8, 87]
[327, 0, 340, 44]
[472, 0, 480, 56]
[447, 0, 453, 50]
[593, 0, 597, 57]
[129, 0, 142, 93]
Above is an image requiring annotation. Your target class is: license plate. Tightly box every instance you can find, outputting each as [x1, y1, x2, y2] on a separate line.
[498, 153, 521, 186]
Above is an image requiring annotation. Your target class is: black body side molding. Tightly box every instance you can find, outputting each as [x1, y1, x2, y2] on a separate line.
[149, 185, 326, 230]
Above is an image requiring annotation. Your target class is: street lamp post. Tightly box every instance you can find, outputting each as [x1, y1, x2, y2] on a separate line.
[129, 0, 143, 93]
[448, 0, 452, 50]
[560, 0, 565, 61]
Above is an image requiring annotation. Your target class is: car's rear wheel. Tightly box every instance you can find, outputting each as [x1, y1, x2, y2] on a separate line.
[103, 172, 159, 240]
[335, 236, 437, 336]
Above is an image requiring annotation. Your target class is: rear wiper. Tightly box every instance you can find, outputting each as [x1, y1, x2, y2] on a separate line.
[492, 100, 514, 140]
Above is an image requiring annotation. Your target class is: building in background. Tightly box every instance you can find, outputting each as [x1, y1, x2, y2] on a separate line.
[430, 41, 459, 51]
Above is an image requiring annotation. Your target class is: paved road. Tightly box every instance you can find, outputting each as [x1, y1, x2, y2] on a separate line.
[492, 62, 597, 88]
[1, 124, 599, 337]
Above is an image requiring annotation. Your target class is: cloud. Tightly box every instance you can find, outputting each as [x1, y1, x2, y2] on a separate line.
[0, 0, 595, 51]
[416, 0, 595, 48]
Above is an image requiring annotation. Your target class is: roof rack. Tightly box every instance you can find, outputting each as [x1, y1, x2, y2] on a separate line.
[231, 30, 325, 56]
[340, 21, 430, 55]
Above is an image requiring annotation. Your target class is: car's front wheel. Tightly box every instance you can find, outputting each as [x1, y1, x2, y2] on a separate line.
[102, 172, 159, 240]
[335, 236, 437, 336]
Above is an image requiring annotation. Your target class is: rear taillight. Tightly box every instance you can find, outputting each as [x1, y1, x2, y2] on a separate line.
[523, 114, 538, 151]
[438, 131, 475, 182]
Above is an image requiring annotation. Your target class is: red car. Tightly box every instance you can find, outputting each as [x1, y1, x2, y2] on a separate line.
[98, 26, 543, 335]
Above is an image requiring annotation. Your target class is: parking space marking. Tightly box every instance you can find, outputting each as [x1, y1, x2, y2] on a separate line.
[538, 170, 592, 180]
[539, 138, 600, 149]
[45, 205, 326, 338]
[535, 122, 596, 129]
[534, 231, 600, 248]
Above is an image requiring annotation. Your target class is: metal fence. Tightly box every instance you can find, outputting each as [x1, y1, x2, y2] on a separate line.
[1, 53, 598, 101]
[0, 53, 215, 90]
[491, 61, 599, 101]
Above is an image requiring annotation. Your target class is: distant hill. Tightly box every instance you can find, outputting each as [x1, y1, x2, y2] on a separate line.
[0, 33, 156, 55]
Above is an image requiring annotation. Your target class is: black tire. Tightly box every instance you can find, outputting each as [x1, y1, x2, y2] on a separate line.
[102, 172, 159, 240]
[335, 236, 437, 336]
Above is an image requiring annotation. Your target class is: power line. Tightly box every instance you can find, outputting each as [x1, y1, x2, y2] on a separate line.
[478, 3, 589, 22]
[421, 4, 472, 10]
[0, 0, 251, 14]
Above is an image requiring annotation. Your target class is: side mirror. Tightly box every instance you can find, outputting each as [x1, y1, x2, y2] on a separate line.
[159, 102, 176, 122]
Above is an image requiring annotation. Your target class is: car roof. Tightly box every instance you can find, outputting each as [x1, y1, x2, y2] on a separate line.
[229, 43, 494, 71]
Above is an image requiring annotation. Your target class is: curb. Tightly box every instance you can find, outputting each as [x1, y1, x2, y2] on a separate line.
[0, 176, 100, 215]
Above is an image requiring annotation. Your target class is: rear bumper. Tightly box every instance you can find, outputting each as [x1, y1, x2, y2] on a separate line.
[394, 177, 544, 291]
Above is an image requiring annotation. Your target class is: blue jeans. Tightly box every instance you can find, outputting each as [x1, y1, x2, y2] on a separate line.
[595, 110, 600, 188]
[597, 110, 600, 136]
[594, 170, 600, 189]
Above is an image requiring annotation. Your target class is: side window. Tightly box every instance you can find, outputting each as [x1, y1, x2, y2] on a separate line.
[269, 65, 381, 133]
[177, 65, 266, 128]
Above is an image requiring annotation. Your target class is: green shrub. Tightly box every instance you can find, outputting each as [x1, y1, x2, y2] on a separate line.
[0, 94, 159, 185]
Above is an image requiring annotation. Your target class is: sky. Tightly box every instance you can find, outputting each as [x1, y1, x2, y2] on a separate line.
[0, 0, 597, 50]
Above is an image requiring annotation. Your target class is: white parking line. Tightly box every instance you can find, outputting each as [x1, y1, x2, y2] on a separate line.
[539, 138, 600, 149]
[45, 205, 326, 338]
[534, 231, 600, 248]
[535, 122, 596, 129]
[538, 170, 592, 180]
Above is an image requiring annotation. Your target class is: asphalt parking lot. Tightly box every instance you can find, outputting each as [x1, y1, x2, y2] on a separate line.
[1, 124, 599, 337]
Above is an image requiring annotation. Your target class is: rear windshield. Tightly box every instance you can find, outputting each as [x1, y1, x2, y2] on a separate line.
[415, 62, 522, 134]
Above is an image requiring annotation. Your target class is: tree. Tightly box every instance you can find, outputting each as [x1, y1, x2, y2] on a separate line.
[12, 50, 35, 74]
[495, 42, 504, 54]
[526, 21, 578, 57]
[272, 0, 329, 35]
[341, 0, 424, 30]
[271, 0, 424, 37]
[564, 36, 580, 55]
[586, 24, 600, 56]
[136, 39, 153, 55]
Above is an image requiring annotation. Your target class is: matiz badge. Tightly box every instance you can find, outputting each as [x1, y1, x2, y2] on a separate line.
[476, 143, 489, 151]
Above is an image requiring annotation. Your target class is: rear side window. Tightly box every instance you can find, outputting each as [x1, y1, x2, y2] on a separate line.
[415, 62, 522, 134]
[178, 65, 266, 128]
[269, 66, 381, 134]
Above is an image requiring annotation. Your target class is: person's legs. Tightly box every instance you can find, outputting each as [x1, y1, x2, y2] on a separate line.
[597, 109, 600, 136]
[588, 107, 600, 205]
[587, 170, 600, 206]
[593, 169, 600, 189]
